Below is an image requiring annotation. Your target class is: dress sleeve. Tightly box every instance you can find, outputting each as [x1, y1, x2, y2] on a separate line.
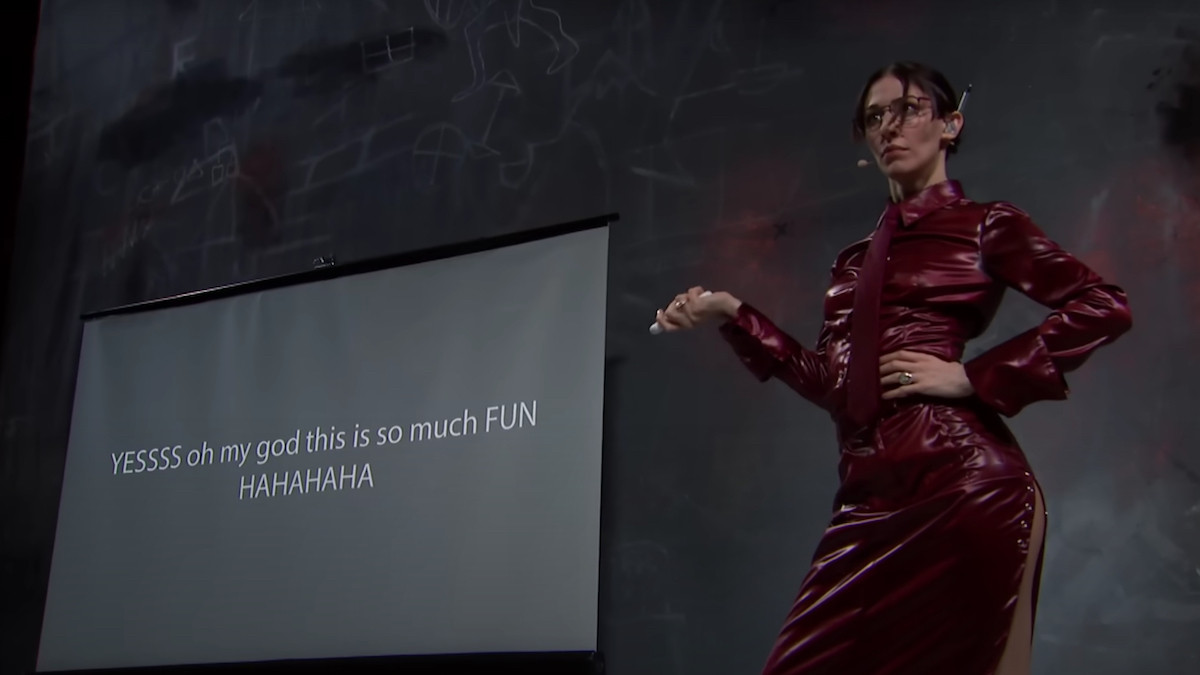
[963, 203, 1132, 416]
[718, 302, 833, 410]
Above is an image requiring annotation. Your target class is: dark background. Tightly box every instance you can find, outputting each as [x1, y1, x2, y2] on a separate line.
[3, 1, 1199, 673]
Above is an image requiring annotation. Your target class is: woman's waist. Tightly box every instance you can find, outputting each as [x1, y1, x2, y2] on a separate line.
[832, 400, 1030, 502]
[834, 397, 1019, 460]
[829, 336, 967, 372]
[824, 333, 970, 398]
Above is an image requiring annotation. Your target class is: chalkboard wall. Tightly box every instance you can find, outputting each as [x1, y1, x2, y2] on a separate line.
[3, 1, 1198, 673]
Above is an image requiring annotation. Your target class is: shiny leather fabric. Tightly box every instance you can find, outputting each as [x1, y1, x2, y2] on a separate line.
[718, 180, 1132, 674]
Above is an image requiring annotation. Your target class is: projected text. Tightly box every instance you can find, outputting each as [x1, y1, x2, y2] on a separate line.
[106, 400, 539, 501]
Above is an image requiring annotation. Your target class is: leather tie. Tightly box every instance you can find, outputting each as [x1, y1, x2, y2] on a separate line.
[846, 204, 902, 428]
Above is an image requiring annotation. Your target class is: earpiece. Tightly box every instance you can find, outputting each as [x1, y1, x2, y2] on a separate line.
[945, 123, 957, 134]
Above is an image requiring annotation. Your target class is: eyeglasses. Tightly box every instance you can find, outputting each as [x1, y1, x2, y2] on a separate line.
[861, 97, 934, 132]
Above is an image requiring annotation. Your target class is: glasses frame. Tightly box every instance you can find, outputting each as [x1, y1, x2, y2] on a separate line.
[860, 96, 935, 133]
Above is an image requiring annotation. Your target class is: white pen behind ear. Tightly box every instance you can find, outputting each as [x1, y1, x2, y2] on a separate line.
[649, 291, 713, 335]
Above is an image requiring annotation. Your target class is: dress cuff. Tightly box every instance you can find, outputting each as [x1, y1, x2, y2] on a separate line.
[963, 327, 1068, 416]
[718, 303, 783, 382]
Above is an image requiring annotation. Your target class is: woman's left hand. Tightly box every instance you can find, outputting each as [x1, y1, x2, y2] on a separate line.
[879, 350, 975, 400]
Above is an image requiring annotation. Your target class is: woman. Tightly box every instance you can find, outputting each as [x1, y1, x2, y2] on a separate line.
[653, 62, 1132, 675]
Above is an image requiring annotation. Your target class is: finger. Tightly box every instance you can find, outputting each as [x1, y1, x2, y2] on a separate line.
[881, 350, 928, 364]
[662, 305, 682, 325]
[663, 304, 695, 329]
[681, 290, 706, 319]
[881, 383, 922, 400]
[880, 371, 921, 388]
[655, 309, 681, 332]
[879, 360, 920, 376]
[662, 294, 688, 318]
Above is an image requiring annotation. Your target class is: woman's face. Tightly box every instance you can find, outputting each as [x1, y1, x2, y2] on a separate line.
[862, 76, 957, 183]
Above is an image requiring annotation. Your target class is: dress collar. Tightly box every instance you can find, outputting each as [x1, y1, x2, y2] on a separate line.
[887, 179, 965, 227]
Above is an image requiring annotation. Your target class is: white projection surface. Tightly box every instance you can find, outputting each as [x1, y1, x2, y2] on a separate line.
[39, 227, 609, 672]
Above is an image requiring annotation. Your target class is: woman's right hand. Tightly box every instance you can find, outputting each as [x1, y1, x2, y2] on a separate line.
[654, 286, 742, 332]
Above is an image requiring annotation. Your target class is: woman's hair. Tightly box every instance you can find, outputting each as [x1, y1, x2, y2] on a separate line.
[851, 61, 962, 154]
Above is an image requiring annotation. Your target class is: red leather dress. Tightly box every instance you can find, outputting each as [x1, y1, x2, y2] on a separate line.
[718, 180, 1132, 674]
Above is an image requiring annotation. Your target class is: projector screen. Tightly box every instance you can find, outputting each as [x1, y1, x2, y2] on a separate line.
[38, 225, 609, 672]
